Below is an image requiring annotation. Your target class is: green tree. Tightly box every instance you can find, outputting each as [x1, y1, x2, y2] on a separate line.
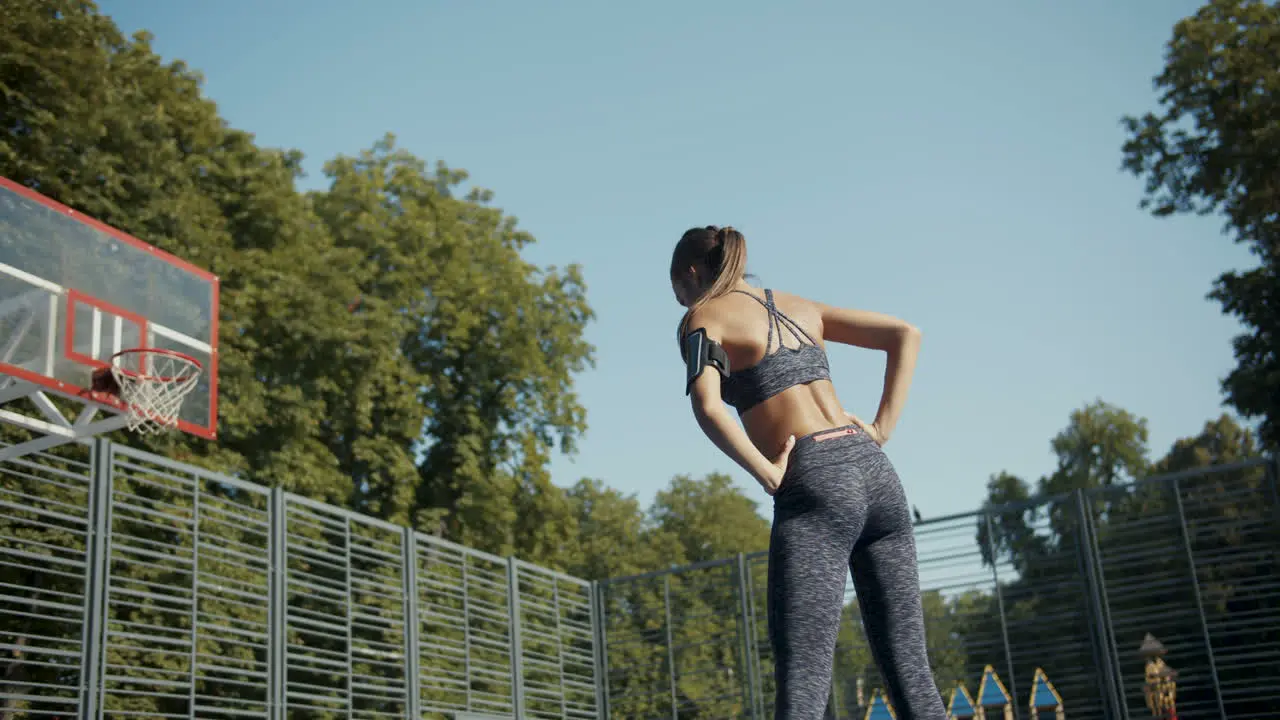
[598, 473, 769, 719]
[1040, 400, 1150, 495]
[565, 478, 680, 581]
[973, 401, 1152, 718]
[978, 400, 1149, 573]
[0, 3, 338, 714]
[0, 0, 376, 489]
[649, 472, 771, 563]
[0, 3, 597, 716]
[1121, 0, 1280, 450]
[310, 139, 595, 561]
[1149, 412, 1260, 473]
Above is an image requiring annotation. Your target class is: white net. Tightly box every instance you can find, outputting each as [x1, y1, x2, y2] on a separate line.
[109, 350, 203, 434]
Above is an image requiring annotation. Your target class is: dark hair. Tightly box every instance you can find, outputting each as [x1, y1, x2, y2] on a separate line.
[672, 225, 748, 353]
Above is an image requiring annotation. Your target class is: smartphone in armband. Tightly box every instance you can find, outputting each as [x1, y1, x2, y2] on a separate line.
[684, 328, 729, 395]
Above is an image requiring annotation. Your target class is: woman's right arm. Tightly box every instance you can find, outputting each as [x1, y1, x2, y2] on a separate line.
[816, 302, 922, 444]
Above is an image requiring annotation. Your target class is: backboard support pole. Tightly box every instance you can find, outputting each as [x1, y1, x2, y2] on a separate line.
[0, 387, 129, 461]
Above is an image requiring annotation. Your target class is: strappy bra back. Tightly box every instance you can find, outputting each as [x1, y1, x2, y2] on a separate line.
[721, 289, 832, 413]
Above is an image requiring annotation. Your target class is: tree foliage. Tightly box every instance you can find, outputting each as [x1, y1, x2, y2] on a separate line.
[0, 0, 594, 560]
[308, 138, 594, 556]
[0, 2, 600, 715]
[1121, 0, 1280, 450]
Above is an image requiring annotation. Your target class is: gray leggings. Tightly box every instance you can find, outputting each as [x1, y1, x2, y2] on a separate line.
[768, 425, 946, 719]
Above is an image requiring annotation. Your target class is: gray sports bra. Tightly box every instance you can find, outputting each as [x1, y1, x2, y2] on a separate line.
[720, 289, 831, 413]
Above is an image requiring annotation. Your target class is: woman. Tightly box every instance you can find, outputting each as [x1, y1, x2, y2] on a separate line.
[673, 225, 945, 719]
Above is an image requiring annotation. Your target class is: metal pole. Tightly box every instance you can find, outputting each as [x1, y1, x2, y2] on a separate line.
[663, 574, 678, 720]
[553, 578, 568, 720]
[1171, 477, 1227, 719]
[1074, 490, 1126, 720]
[734, 553, 758, 719]
[1089, 496, 1130, 720]
[1266, 456, 1280, 553]
[402, 528, 421, 718]
[743, 554, 766, 720]
[269, 487, 287, 720]
[982, 512, 1018, 718]
[1070, 492, 1112, 719]
[462, 557, 473, 712]
[507, 558, 526, 719]
[187, 475, 201, 719]
[344, 518, 354, 720]
[590, 581, 609, 720]
[79, 437, 112, 720]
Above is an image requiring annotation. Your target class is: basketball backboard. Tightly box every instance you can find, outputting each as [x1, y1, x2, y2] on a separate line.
[0, 176, 218, 460]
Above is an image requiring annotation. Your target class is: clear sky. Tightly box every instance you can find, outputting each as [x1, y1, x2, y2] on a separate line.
[100, 0, 1252, 522]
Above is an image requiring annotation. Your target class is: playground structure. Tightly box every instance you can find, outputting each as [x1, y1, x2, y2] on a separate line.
[1030, 668, 1064, 720]
[866, 667, 1064, 720]
[2, 179, 1279, 718]
[948, 682, 977, 720]
[977, 665, 1014, 720]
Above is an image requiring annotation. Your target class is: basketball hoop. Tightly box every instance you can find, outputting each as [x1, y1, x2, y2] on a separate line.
[101, 348, 203, 434]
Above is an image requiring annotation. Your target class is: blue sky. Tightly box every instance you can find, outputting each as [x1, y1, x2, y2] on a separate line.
[101, 0, 1251, 522]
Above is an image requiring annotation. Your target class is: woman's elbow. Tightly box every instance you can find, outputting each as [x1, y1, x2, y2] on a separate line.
[895, 323, 921, 352]
[690, 392, 724, 425]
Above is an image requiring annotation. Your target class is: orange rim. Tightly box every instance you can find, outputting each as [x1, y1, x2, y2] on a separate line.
[109, 348, 203, 382]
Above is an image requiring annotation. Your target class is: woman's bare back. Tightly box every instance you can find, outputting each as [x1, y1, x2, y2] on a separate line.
[690, 288, 851, 456]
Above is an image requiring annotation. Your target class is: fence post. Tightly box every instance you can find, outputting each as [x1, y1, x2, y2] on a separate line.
[1074, 490, 1128, 720]
[591, 581, 610, 720]
[1093, 495, 1130, 720]
[78, 437, 112, 720]
[506, 558, 526, 719]
[734, 553, 760, 718]
[268, 487, 287, 720]
[743, 554, 767, 720]
[663, 574, 678, 719]
[1267, 455, 1280, 541]
[1170, 477, 1226, 719]
[186, 464, 202, 720]
[981, 512, 1018, 718]
[402, 528, 421, 718]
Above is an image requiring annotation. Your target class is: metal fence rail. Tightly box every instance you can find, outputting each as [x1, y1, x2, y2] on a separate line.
[599, 457, 1280, 720]
[2, 436, 1276, 720]
[0, 439, 603, 720]
[599, 556, 760, 720]
[0, 443, 94, 718]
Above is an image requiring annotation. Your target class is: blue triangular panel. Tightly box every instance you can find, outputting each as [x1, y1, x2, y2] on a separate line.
[1031, 669, 1061, 708]
[978, 666, 1011, 706]
[948, 685, 976, 716]
[867, 694, 895, 720]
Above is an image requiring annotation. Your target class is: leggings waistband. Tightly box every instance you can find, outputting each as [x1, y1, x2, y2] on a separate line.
[794, 424, 860, 446]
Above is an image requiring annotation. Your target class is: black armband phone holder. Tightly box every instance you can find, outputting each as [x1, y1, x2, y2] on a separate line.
[683, 328, 730, 395]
